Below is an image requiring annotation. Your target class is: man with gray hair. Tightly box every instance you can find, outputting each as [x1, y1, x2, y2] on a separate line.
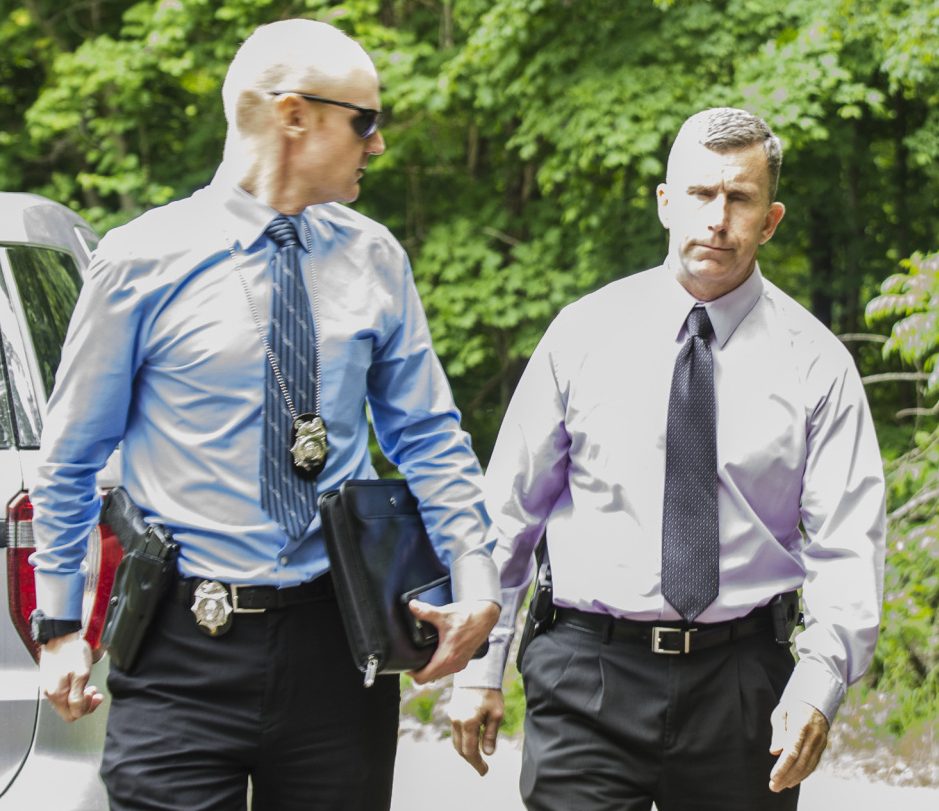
[449, 107, 886, 810]
[29, 18, 499, 810]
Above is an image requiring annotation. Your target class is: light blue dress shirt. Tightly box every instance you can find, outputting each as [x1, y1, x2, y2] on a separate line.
[31, 178, 499, 618]
[457, 264, 886, 723]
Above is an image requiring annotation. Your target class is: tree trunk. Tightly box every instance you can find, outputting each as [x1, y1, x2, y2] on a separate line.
[440, 1, 454, 49]
[840, 123, 864, 335]
[807, 204, 835, 328]
[894, 93, 910, 259]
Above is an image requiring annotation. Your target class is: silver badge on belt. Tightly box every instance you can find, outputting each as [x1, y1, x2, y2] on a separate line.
[191, 580, 233, 637]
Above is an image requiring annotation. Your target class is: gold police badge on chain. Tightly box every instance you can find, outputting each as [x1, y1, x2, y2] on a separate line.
[191, 580, 233, 637]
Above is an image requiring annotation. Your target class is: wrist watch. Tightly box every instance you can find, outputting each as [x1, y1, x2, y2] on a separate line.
[29, 609, 82, 645]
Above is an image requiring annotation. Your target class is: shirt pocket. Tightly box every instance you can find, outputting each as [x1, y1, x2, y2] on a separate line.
[319, 335, 372, 439]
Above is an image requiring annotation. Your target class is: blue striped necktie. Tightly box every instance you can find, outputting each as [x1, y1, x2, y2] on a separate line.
[261, 216, 318, 540]
[661, 306, 719, 623]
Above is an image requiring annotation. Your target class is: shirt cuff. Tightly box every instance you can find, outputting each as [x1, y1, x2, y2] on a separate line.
[33, 570, 86, 621]
[450, 548, 501, 606]
[779, 657, 846, 724]
[453, 638, 511, 690]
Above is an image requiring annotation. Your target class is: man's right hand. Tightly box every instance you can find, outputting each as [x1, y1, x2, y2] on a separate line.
[39, 632, 104, 722]
[447, 686, 505, 776]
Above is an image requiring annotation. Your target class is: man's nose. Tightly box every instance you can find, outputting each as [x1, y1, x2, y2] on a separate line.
[367, 129, 385, 156]
[706, 194, 729, 232]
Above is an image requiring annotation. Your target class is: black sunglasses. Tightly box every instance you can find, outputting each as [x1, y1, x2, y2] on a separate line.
[269, 90, 384, 139]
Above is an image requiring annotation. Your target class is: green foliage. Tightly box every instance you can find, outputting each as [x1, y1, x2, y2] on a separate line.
[867, 425, 939, 735]
[499, 661, 526, 737]
[399, 674, 445, 725]
[382, 0, 939, 443]
[863, 250, 939, 737]
[3, 0, 939, 455]
[868, 252, 939, 394]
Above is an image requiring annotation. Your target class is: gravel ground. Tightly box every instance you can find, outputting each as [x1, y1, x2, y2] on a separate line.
[391, 735, 939, 811]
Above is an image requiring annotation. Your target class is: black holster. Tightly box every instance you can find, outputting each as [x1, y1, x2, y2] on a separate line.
[99, 487, 178, 672]
[516, 536, 555, 672]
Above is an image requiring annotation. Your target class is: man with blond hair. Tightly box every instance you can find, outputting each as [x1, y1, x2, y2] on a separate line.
[29, 18, 499, 810]
[449, 107, 886, 810]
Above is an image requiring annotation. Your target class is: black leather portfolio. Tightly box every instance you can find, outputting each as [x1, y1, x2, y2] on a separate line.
[319, 478, 453, 686]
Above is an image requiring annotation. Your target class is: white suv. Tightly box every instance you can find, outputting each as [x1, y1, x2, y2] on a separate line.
[0, 192, 117, 809]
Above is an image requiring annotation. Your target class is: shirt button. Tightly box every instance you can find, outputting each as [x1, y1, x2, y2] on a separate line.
[280, 556, 289, 566]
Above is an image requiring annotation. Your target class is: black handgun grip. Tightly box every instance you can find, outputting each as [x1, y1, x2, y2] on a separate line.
[769, 591, 802, 645]
[101, 486, 149, 549]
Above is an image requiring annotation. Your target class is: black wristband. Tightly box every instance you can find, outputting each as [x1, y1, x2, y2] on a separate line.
[29, 609, 82, 645]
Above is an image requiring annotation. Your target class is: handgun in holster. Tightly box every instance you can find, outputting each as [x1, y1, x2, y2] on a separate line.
[768, 590, 803, 646]
[516, 536, 555, 672]
[99, 487, 178, 672]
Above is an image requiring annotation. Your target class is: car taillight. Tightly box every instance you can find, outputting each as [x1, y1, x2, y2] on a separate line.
[82, 522, 122, 650]
[6, 491, 123, 663]
[7, 492, 38, 661]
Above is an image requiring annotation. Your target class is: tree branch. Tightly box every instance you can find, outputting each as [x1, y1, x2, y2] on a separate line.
[839, 332, 887, 344]
[463, 367, 508, 414]
[889, 487, 939, 524]
[483, 227, 522, 247]
[861, 372, 927, 385]
[884, 429, 939, 472]
[896, 401, 939, 419]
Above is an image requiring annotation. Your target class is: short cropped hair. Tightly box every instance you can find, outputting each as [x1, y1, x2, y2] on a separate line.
[672, 108, 783, 199]
[221, 19, 372, 137]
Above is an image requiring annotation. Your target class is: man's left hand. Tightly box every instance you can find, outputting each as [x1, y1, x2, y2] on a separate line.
[769, 698, 829, 792]
[407, 599, 499, 684]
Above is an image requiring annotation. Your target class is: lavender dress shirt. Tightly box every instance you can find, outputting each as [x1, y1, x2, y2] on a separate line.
[458, 263, 886, 722]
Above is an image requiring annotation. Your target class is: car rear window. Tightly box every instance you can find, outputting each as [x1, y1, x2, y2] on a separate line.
[0, 339, 15, 447]
[0, 324, 42, 448]
[5, 245, 82, 396]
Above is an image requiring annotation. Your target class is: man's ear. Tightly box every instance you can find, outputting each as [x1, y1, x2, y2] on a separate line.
[759, 201, 786, 245]
[656, 183, 670, 229]
[272, 94, 308, 139]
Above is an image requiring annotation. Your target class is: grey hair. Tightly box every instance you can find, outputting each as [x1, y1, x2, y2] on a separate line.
[671, 107, 783, 199]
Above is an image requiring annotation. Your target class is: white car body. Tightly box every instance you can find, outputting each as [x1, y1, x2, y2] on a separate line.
[0, 192, 115, 810]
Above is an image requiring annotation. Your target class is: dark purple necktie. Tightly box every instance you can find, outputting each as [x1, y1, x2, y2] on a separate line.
[661, 306, 719, 623]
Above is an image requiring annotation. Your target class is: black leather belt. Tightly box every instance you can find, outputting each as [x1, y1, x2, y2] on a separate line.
[175, 573, 334, 613]
[555, 605, 774, 655]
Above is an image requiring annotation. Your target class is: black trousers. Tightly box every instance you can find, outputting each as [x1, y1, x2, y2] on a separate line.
[100, 582, 400, 811]
[520, 618, 799, 811]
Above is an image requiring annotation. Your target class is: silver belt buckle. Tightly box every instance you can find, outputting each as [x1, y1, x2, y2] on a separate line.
[230, 584, 266, 614]
[651, 626, 696, 654]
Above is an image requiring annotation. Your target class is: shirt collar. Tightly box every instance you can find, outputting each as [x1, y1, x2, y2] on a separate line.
[208, 168, 314, 254]
[664, 262, 764, 349]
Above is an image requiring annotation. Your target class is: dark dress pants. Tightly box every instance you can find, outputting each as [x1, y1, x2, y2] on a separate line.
[100, 582, 400, 811]
[520, 619, 800, 811]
